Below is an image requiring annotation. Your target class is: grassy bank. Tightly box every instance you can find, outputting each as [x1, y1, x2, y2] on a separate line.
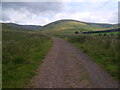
[62, 34, 119, 81]
[3, 30, 53, 88]
[88, 31, 120, 36]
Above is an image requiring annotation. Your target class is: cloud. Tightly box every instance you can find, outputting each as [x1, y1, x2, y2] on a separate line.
[1, 1, 118, 25]
[51, 1, 118, 24]
[61, 0, 119, 3]
[2, 2, 65, 14]
[2, 0, 118, 2]
[2, 2, 68, 25]
[2, 8, 50, 25]
[51, 10, 117, 24]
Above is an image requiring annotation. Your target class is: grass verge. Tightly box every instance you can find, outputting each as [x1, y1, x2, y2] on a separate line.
[60, 34, 119, 81]
[3, 30, 53, 88]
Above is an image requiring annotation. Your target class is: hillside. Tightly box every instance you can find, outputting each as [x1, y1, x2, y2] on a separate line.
[2, 20, 118, 35]
[41, 19, 117, 35]
[2, 23, 42, 31]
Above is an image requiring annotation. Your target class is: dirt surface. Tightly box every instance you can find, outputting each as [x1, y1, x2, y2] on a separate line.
[30, 37, 118, 88]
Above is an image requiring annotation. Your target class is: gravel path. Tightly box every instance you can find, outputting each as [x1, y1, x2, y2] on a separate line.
[30, 37, 118, 88]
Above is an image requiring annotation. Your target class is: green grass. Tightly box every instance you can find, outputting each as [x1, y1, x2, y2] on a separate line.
[2, 30, 53, 88]
[41, 20, 117, 35]
[60, 34, 119, 81]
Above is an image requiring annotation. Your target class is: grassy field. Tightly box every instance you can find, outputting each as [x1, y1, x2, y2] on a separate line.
[60, 34, 119, 81]
[2, 30, 53, 88]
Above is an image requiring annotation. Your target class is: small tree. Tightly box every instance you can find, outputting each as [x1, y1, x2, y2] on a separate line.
[75, 31, 79, 34]
[103, 33, 107, 36]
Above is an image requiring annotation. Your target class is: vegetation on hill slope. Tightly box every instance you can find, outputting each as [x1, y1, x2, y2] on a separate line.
[2, 19, 118, 35]
[2, 23, 42, 31]
[2, 24, 53, 88]
[41, 19, 117, 35]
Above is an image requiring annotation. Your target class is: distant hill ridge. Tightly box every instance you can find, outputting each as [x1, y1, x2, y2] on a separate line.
[2, 19, 118, 34]
[41, 19, 118, 34]
[43, 19, 117, 28]
[2, 23, 42, 30]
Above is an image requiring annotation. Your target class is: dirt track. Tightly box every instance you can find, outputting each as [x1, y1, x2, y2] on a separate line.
[30, 37, 118, 88]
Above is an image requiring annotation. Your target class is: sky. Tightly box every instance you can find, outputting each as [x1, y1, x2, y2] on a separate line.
[0, 0, 119, 26]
